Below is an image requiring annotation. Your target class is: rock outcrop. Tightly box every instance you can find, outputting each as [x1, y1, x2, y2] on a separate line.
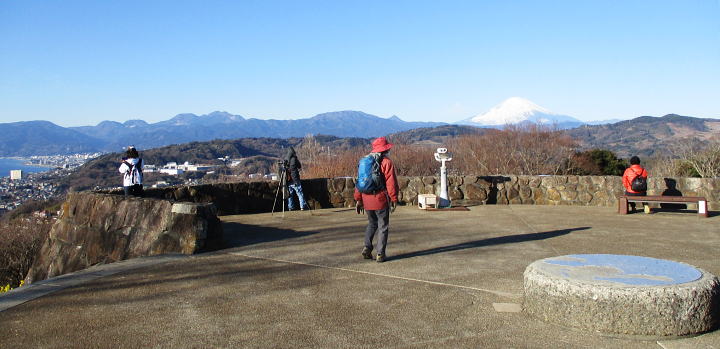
[25, 192, 222, 283]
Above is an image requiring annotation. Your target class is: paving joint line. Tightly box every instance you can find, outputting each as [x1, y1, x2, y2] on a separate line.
[228, 252, 522, 299]
[507, 206, 561, 255]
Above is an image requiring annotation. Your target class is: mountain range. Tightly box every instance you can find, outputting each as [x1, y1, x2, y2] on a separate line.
[0, 121, 104, 156]
[1, 102, 717, 158]
[0, 111, 443, 156]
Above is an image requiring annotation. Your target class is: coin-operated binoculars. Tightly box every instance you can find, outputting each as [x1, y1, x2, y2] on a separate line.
[434, 147, 453, 208]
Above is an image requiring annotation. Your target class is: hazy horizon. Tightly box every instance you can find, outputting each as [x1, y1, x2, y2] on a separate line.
[7, 106, 719, 129]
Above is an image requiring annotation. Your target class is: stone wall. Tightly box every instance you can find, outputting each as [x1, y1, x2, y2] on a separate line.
[25, 192, 223, 283]
[136, 175, 718, 213]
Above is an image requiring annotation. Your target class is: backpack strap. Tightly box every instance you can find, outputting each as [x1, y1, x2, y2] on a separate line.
[122, 160, 134, 173]
[123, 160, 142, 184]
[371, 153, 386, 190]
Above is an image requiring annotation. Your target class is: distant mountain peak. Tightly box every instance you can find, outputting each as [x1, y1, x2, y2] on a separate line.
[204, 111, 244, 122]
[388, 115, 403, 121]
[166, 113, 199, 126]
[311, 110, 376, 121]
[123, 119, 149, 128]
[95, 120, 124, 129]
[467, 97, 583, 128]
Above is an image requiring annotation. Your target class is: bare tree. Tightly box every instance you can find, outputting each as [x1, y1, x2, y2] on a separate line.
[296, 124, 580, 178]
[672, 137, 720, 178]
[297, 134, 322, 165]
[448, 123, 577, 175]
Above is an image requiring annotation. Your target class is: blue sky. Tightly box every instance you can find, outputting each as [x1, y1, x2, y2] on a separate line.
[1, 1, 718, 126]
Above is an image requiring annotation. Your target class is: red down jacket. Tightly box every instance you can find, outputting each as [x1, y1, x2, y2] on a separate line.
[353, 156, 399, 210]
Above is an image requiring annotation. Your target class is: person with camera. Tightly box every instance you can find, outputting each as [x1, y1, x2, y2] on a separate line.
[284, 146, 308, 211]
[118, 146, 144, 197]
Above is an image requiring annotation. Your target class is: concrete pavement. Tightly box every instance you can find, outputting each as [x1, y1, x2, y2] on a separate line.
[1, 205, 718, 348]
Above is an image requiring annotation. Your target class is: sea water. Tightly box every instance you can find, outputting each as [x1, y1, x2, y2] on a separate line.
[0, 158, 51, 177]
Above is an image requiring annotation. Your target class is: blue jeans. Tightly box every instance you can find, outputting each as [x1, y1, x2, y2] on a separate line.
[287, 183, 307, 210]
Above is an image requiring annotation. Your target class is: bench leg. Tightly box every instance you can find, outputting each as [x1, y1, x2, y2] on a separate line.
[618, 197, 628, 215]
[698, 200, 708, 218]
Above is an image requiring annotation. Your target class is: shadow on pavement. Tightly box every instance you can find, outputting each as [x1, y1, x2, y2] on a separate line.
[22, 257, 319, 310]
[388, 227, 591, 261]
[221, 222, 320, 248]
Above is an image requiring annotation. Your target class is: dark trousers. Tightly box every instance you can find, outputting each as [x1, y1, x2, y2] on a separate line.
[365, 208, 390, 256]
[124, 184, 143, 197]
[625, 191, 646, 210]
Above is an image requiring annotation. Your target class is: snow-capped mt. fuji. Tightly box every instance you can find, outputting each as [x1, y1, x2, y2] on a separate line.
[461, 97, 584, 129]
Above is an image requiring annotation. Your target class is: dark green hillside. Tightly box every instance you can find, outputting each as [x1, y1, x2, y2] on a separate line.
[566, 114, 719, 157]
[389, 125, 486, 144]
[57, 125, 471, 192]
[59, 135, 371, 191]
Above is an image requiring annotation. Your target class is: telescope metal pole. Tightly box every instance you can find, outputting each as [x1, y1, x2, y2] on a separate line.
[439, 159, 449, 207]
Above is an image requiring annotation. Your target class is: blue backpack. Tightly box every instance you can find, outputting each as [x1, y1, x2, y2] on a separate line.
[356, 153, 385, 194]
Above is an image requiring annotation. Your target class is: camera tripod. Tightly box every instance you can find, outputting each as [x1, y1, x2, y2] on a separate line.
[271, 161, 287, 216]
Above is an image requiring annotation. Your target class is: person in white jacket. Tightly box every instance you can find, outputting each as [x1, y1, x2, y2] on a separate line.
[118, 146, 143, 197]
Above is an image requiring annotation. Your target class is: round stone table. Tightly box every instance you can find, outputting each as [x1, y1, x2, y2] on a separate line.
[523, 254, 720, 338]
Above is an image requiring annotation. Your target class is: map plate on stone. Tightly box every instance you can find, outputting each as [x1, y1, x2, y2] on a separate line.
[540, 254, 702, 286]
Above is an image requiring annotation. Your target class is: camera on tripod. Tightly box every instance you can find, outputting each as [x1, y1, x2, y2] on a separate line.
[272, 159, 290, 216]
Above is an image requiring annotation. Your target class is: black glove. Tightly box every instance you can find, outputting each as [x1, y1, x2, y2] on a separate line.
[355, 201, 364, 214]
[390, 201, 397, 213]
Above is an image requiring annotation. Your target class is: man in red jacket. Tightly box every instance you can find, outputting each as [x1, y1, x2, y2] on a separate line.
[622, 156, 650, 213]
[354, 137, 399, 263]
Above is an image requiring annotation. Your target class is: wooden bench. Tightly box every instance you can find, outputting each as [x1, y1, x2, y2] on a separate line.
[618, 195, 708, 217]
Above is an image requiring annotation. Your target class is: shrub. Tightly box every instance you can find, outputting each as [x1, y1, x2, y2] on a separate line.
[0, 207, 55, 287]
[568, 149, 628, 176]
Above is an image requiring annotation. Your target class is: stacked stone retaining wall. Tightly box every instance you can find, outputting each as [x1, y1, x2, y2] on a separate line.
[137, 175, 718, 213]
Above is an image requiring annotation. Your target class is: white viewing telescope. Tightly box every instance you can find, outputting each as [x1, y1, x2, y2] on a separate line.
[434, 147, 452, 208]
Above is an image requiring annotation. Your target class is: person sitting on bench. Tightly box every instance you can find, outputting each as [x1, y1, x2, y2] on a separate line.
[622, 156, 649, 213]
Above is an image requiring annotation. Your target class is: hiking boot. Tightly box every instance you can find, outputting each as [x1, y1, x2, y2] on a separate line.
[644, 205, 651, 214]
[376, 254, 385, 263]
[361, 247, 372, 259]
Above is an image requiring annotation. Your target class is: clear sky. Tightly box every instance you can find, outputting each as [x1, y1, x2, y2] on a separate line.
[1, 1, 718, 126]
